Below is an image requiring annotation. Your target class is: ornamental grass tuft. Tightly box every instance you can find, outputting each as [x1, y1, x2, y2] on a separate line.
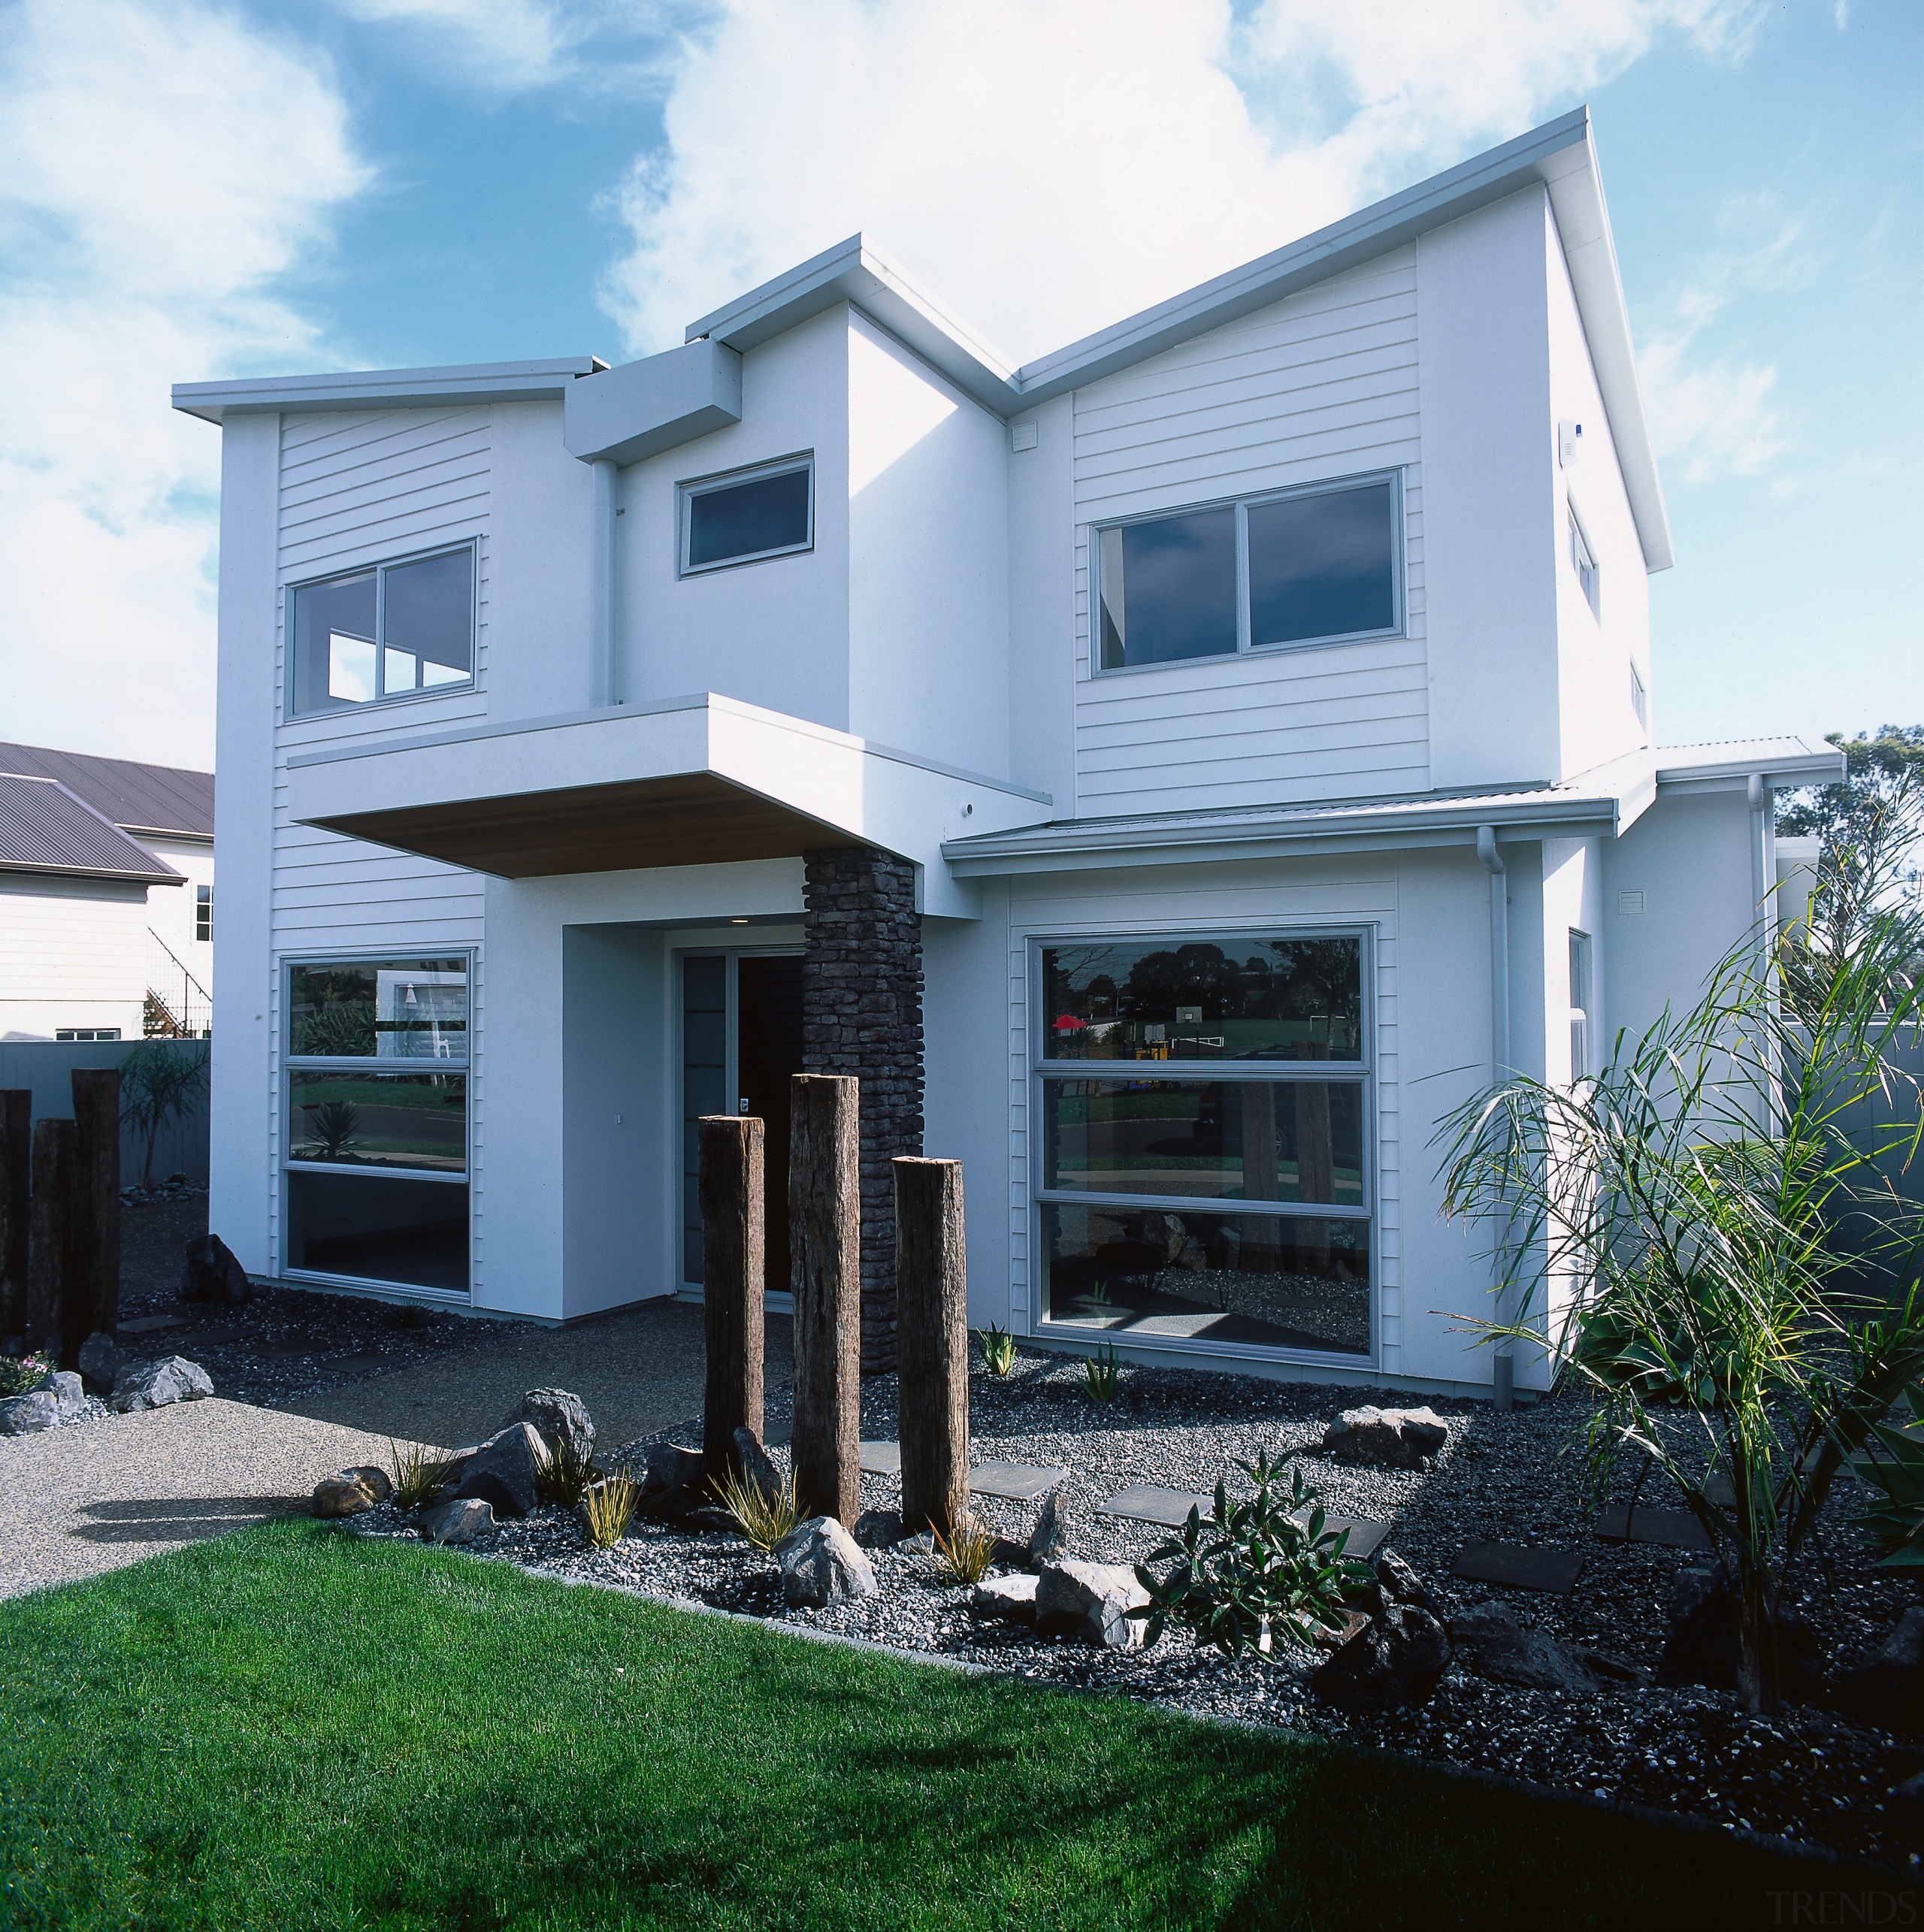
[534, 1434, 598, 1507]
[930, 1513, 997, 1585]
[388, 1439, 452, 1511]
[711, 1465, 799, 1553]
[582, 1474, 638, 1549]
[978, 1323, 1016, 1377]
[1083, 1343, 1121, 1404]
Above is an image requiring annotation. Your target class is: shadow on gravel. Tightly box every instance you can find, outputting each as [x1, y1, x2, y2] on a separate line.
[73, 1497, 309, 1542]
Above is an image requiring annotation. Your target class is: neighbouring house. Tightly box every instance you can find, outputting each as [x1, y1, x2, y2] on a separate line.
[173, 107, 1838, 1397]
[0, 742, 215, 1043]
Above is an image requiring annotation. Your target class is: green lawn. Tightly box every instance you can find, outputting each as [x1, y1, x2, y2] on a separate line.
[0, 1521, 1860, 1930]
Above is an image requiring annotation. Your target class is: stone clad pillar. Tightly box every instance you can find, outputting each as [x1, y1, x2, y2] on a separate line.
[801, 846, 923, 1373]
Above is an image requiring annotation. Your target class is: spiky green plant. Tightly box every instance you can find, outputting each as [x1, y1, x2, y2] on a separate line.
[534, 1435, 598, 1508]
[978, 1324, 1015, 1377]
[930, 1513, 996, 1585]
[582, 1475, 637, 1550]
[710, 1465, 799, 1553]
[388, 1439, 452, 1511]
[1083, 1343, 1121, 1404]
[1852, 1374, 1924, 1569]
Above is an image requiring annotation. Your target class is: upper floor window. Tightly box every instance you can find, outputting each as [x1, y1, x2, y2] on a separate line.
[288, 544, 475, 718]
[679, 455, 813, 576]
[1096, 473, 1400, 673]
[1630, 661, 1648, 731]
[1569, 510, 1599, 620]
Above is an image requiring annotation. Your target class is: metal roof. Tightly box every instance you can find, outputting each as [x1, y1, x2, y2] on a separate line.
[0, 742, 213, 839]
[0, 775, 186, 884]
[171, 356, 605, 425]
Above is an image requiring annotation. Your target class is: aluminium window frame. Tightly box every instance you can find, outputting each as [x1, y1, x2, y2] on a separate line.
[676, 451, 816, 578]
[278, 947, 475, 1301]
[1025, 924, 1378, 1367]
[1568, 506, 1600, 621]
[282, 538, 480, 724]
[1088, 468, 1405, 679]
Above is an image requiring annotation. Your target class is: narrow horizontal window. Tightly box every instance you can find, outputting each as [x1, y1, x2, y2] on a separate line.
[289, 546, 473, 718]
[1247, 480, 1396, 646]
[289, 1070, 467, 1172]
[682, 459, 812, 573]
[287, 958, 468, 1061]
[284, 1169, 468, 1293]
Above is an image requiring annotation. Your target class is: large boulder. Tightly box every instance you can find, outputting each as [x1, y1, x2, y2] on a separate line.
[180, 1233, 253, 1305]
[774, 1516, 879, 1608]
[1448, 1604, 1595, 1694]
[77, 1332, 123, 1395]
[0, 1389, 61, 1435]
[1322, 1405, 1448, 1471]
[110, 1356, 213, 1413]
[852, 1508, 906, 1549]
[637, 1441, 708, 1518]
[495, 1388, 594, 1463]
[422, 1496, 496, 1546]
[1835, 1608, 1924, 1734]
[1312, 1602, 1451, 1710]
[313, 1472, 380, 1519]
[974, 1573, 1040, 1625]
[444, 1421, 544, 1519]
[1035, 1559, 1151, 1649]
[1658, 1565, 1822, 1702]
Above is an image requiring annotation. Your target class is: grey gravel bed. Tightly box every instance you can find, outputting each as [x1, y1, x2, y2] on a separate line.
[346, 1343, 1924, 1870]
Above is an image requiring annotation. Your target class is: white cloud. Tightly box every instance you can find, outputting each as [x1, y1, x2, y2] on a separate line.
[0, 0, 368, 766]
[597, 0, 1773, 364]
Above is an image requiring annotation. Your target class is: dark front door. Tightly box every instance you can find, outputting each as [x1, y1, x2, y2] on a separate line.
[736, 955, 804, 1295]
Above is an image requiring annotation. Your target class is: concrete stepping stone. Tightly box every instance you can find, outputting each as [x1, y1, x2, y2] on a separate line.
[1596, 1504, 1711, 1552]
[1101, 1485, 1212, 1526]
[1452, 1541, 1583, 1595]
[186, 1329, 245, 1349]
[320, 1350, 389, 1374]
[858, 1440, 901, 1475]
[120, 1314, 186, 1335]
[970, 1461, 1068, 1501]
[1321, 1514, 1390, 1560]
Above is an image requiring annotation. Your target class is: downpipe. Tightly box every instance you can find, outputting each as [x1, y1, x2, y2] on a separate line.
[589, 458, 618, 708]
[1478, 825, 1515, 1413]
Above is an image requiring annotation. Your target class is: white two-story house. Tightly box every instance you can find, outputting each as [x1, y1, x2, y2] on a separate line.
[174, 108, 1838, 1398]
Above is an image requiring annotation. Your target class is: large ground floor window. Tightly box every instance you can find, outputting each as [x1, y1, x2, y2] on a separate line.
[283, 955, 470, 1293]
[1033, 931, 1372, 1358]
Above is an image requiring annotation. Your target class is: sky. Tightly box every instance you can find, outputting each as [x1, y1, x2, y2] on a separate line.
[0, 0, 1917, 775]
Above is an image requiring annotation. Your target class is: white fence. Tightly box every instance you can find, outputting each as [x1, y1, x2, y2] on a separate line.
[0, 1038, 210, 1187]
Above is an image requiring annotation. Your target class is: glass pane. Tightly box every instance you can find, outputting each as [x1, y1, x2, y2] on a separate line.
[688, 467, 811, 567]
[383, 549, 473, 680]
[289, 959, 467, 1060]
[290, 572, 376, 716]
[1042, 936, 1363, 1060]
[1040, 1202, 1369, 1356]
[1247, 482, 1395, 646]
[1043, 1079, 1363, 1206]
[1097, 509, 1237, 668]
[383, 646, 419, 695]
[285, 1169, 467, 1291]
[289, 1071, 467, 1172]
[682, 955, 727, 1281]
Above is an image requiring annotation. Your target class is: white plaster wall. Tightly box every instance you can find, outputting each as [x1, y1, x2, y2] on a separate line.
[0, 875, 150, 1040]
[1545, 205, 1653, 772]
[613, 307, 852, 729]
[1538, 835, 1605, 1085]
[1006, 395, 1078, 811]
[1417, 189, 1560, 791]
[846, 313, 1011, 779]
[489, 401, 594, 723]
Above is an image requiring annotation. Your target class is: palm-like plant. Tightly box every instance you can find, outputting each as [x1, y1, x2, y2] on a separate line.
[1436, 812, 1924, 1714]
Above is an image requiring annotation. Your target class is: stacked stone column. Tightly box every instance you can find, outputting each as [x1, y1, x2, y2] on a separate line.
[801, 846, 923, 1372]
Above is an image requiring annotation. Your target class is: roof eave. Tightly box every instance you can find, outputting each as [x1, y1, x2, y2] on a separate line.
[171, 356, 606, 425]
[0, 860, 184, 886]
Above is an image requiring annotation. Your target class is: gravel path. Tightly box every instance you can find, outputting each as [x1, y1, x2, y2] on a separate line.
[0, 1398, 415, 1599]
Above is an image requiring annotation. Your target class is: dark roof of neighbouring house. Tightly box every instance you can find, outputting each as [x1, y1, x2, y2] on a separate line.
[0, 774, 186, 884]
[0, 742, 213, 839]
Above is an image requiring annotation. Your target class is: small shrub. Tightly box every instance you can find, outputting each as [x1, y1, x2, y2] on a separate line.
[534, 1435, 598, 1508]
[930, 1514, 996, 1585]
[389, 1440, 452, 1511]
[978, 1324, 1015, 1378]
[1082, 1344, 1121, 1404]
[0, 1352, 52, 1398]
[1131, 1453, 1371, 1658]
[582, 1474, 638, 1550]
[1853, 1380, 1924, 1568]
[711, 1465, 799, 1553]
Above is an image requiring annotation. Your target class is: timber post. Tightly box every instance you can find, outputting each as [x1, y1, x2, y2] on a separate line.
[71, 1068, 122, 1354]
[788, 1073, 860, 1523]
[698, 1113, 767, 1486]
[0, 1090, 28, 1342]
[893, 1156, 970, 1539]
[26, 1118, 77, 1357]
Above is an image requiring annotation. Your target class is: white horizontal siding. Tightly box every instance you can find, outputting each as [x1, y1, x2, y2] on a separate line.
[1071, 253, 1430, 815]
[0, 876, 150, 1035]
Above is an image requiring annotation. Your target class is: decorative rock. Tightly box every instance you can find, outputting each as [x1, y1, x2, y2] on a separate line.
[180, 1233, 253, 1305]
[343, 1463, 392, 1503]
[1448, 1604, 1594, 1694]
[1322, 1405, 1448, 1471]
[77, 1332, 123, 1395]
[973, 1573, 1040, 1625]
[1027, 1489, 1072, 1566]
[422, 1496, 496, 1545]
[773, 1514, 879, 1608]
[897, 1531, 938, 1557]
[496, 1388, 594, 1462]
[1835, 1607, 1924, 1734]
[445, 1421, 544, 1519]
[313, 1473, 379, 1519]
[35, 1368, 89, 1423]
[852, 1507, 906, 1549]
[637, 1441, 708, 1518]
[1311, 1603, 1451, 1710]
[732, 1424, 783, 1504]
[0, 1390, 60, 1434]
[1035, 1559, 1151, 1649]
[1375, 1547, 1440, 1615]
[1658, 1565, 1821, 1702]
[110, 1356, 213, 1413]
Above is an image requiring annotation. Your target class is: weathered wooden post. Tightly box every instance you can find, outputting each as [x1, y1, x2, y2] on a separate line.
[893, 1156, 969, 1539]
[699, 1113, 766, 1485]
[71, 1068, 121, 1353]
[789, 1073, 860, 1524]
[0, 1090, 29, 1342]
[26, 1118, 77, 1356]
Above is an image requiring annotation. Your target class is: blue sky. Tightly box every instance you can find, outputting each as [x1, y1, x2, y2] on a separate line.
[0, 0, 1916, 771]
